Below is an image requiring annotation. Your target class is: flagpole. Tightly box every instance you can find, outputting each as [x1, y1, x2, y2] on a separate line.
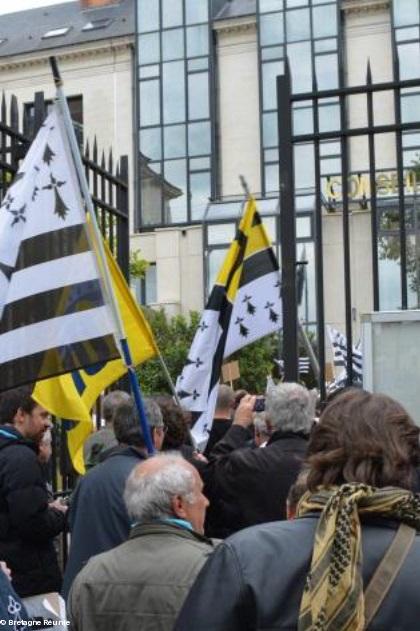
[49, 56, 155, 455]
[157, 351, 181, 405]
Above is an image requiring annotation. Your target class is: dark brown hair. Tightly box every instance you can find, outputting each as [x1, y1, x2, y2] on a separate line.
[0, 386, 36, 424]
[156, 398, 189, 449]
[306, 389, 420, 491]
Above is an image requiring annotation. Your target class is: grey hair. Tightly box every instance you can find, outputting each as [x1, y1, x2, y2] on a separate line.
[265, 382, 315, 434]
[216, 384, 235, 411]
[123, 452, 196, 523]
[101, 390, 131, 423]
[254, 413, 270, 438]
[113, 397, 163, 447]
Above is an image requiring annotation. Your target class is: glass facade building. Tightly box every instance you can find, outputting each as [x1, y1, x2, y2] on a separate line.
[136, 0, 216, 227]
[135, 0, 420, 323]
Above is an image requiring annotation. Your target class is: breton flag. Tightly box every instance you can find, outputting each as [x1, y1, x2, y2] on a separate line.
[275, 356, 310, 375]
[33, 239, 158, 473]
[0, 105, 120, 392]
[176, 197, 282, 446]
[327, 325, 363, 382]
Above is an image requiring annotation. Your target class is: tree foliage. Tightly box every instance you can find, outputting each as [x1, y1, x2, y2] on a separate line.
[129, 249, 149, 280]
[378, 154, 420, 303]
[136, 309, 201, 394]
[136, 309, 317, 395]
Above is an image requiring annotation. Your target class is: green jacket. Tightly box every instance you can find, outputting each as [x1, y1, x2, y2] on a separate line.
[68, 522, 217, 631]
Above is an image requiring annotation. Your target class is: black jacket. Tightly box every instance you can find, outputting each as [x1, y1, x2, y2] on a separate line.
[175, 515, 420, 630]
[0, 425, 65, 597]
[203, 426, 307, 537]
[203, 418, 232, 458]
[62, 445, 147, 600]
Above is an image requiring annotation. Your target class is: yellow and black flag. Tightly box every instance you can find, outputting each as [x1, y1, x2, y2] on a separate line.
[176, 197, 282, 447]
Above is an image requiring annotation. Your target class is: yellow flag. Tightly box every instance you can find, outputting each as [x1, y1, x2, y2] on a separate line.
[33, 241, 158, 474]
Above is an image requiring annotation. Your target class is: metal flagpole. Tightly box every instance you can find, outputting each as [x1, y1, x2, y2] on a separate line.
[49, 56, 155, 455]
[157, 351, 181, 406]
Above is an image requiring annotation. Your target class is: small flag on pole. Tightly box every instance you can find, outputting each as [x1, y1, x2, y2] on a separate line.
[176, 197, 282, 446]
[327, 325, 362, 382]
[0, 105, 120, 392]
[274, 356, 310, 375]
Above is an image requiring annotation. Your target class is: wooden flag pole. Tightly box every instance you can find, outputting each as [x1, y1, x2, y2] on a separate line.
[49, 56, 155, 455]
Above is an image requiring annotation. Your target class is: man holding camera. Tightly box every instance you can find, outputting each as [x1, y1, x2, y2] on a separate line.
[203, 383, 313, 536]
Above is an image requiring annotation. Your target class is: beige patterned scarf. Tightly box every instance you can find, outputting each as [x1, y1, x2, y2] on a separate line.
[296, 484, 420, 631]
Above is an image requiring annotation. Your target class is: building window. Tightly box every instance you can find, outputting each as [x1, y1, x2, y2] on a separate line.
[257, 0, 340, 197]
[136, 0, 213, 228]
[42, 27, 72, 39]
[24, 95, 84, 146]
[132, 264, 157, 305]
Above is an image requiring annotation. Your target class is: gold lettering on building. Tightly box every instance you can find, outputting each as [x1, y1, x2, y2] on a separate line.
[323, 169, 420, 202]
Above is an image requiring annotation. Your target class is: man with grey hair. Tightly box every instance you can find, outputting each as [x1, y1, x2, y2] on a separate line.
[203, 383, 312, 536]
[83, 390, 131, 469]
[67, 453, 216, 631]
[62, 396, 165, 600]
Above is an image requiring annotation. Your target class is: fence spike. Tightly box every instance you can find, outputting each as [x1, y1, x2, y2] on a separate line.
[108, 148, 113, 174]
[85, 139, 90, 159]
[10, 95, 18, 130]
[312, 69, 318, 94]
[392, 42, 400, 81]
[366, 59, 372, 85]
[1, 92, 6, 124]
[101, 150, 105, 170]
[93, 136, 98, 164]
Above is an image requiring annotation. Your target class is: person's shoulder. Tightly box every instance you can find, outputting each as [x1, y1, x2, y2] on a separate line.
[74, 543, 122, 584]
[223, 517, 317, 555]
[0, 439, 37, 465]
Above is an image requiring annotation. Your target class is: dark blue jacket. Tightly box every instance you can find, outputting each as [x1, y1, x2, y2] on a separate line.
[62, 445, 147, 600]
[175, 515, 420, 630]
[0, 425, 65, 597]
[0, 570, 29, 629]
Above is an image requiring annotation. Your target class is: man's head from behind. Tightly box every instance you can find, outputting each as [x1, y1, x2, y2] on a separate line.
[113, 396, 165, 451]
[215, 385, 235, 418]
[0, 386, 51, 444]
[265, 382, 315, 435]
[124, 453, 209, 534]
[101, 390, 131, 427]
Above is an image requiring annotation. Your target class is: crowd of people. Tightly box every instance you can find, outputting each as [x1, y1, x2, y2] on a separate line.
[0, 380, 419, 629]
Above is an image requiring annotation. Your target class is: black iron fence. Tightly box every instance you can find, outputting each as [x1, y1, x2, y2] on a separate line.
[278, 58, 420, 399]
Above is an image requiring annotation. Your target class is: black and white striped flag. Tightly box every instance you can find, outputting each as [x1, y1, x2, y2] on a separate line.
[275, 357, 310, 375]
[327, 326, 362, 381]
[0, 105, 119, 392]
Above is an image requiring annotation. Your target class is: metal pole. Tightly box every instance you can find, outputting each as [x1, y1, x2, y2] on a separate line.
[277, 65, 298, 381]
[366, 62, 380, 311]
[49, 56, 155, 455]
[312, 72, 326, 399]
[157, 351, 181, 406]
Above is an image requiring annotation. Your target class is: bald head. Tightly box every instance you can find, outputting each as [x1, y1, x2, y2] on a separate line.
[215, 385, 235, 418]
[123, 453, 208, 533]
